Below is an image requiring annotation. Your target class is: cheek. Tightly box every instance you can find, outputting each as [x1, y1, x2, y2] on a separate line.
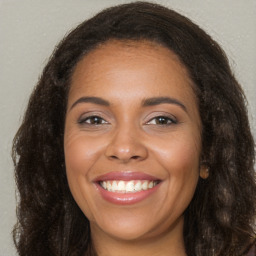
[64, 130, 102, 176]
[151, 133, 201, 191]
[156, 135, 200, 169]
[166, 139, 200, 208]
[172, 142, 200, 202]
[64, 131, 103, 220]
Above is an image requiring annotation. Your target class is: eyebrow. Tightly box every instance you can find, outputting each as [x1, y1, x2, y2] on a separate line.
[142, 97, 187, 112]
[69, 96, 110, 110]
[69, 96, 187, 112]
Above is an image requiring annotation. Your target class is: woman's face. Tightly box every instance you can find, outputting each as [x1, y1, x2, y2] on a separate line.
[64, 40, 202, 242]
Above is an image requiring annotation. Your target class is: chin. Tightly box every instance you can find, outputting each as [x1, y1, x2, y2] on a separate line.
[90, 210, 184, 242]
[91, 222, 154, 241]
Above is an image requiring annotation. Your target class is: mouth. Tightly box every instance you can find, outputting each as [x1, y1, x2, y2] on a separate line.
[99, 180, 160, 193]
[94, 172, 162, 205]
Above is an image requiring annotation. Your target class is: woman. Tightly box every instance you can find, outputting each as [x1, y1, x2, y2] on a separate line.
[12, 2, 256, 256]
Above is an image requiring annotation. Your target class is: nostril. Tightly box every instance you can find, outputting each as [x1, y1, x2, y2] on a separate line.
[110, 155, 140, 160]
[105, 141, 148, 162]
[110, 155, 119, 160]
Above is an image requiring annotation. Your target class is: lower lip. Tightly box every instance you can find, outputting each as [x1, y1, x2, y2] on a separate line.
[95, 183, 161, 205]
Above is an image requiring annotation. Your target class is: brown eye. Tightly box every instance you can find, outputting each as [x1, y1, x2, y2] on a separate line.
[147, 116, 176, 125]
[79, 116, 108, 125]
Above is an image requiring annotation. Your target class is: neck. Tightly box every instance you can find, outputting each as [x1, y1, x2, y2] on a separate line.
[90, 216, 187, 256]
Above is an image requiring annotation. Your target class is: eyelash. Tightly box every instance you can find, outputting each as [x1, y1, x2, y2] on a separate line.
[78, 115, 108, 125]
[146, 115, 177, 125]
[78, 115, 177, 126]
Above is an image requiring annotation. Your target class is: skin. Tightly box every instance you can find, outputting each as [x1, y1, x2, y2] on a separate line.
[64, 40, 205, 256]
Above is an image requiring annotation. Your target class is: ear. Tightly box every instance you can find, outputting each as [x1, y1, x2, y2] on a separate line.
[200, 165, 209, 179]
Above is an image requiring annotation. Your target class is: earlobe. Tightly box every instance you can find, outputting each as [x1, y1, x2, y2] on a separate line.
[200, 165, 209, 179]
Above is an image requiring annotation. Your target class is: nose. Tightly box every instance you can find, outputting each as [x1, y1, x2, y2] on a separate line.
[105, 125, 148, 163]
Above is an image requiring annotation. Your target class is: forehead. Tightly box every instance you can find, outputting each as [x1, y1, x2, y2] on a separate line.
[69, 40, 194, 103]
[67, 39, 201, 127]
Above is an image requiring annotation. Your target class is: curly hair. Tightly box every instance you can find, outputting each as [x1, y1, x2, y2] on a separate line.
[12, 2, 256, 256]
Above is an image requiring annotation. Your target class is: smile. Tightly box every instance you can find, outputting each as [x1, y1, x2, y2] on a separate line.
[99, 180, 160, 193]
[94, 171, 162, 205]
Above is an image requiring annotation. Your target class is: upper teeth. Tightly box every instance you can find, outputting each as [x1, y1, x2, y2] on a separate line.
[100, 180, 158, 193]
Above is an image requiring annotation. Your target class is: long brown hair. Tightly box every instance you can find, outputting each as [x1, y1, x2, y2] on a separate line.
[13, 2, 255, 255]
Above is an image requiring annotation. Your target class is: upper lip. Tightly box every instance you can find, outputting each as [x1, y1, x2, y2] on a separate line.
[93, 171, 161, 182]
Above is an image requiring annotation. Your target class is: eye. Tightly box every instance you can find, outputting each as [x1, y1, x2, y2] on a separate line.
[78, 115, 108, 125]
[146, 116, 177, 125]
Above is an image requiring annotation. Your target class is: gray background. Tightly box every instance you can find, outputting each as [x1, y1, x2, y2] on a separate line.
[1, 0, 255, 255]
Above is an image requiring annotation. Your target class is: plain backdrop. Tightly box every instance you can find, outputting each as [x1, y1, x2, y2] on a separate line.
[0, 0, 255, 255]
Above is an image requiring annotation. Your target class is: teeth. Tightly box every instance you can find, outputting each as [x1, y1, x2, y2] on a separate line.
[142, 181, 148, 190]
[107, 181, 111, 191]
[126, 181, 134, 192]
[102, 181, 107, 189]
[134, 181, 141, 191]
[112, 181, 118, 191]
[99, 180, 159, 193]
[117, 180, 125, 191]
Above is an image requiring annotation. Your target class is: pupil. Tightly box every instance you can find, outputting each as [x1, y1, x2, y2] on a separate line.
[157, 117, 167, 124]
[92, 117, 101, 124]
